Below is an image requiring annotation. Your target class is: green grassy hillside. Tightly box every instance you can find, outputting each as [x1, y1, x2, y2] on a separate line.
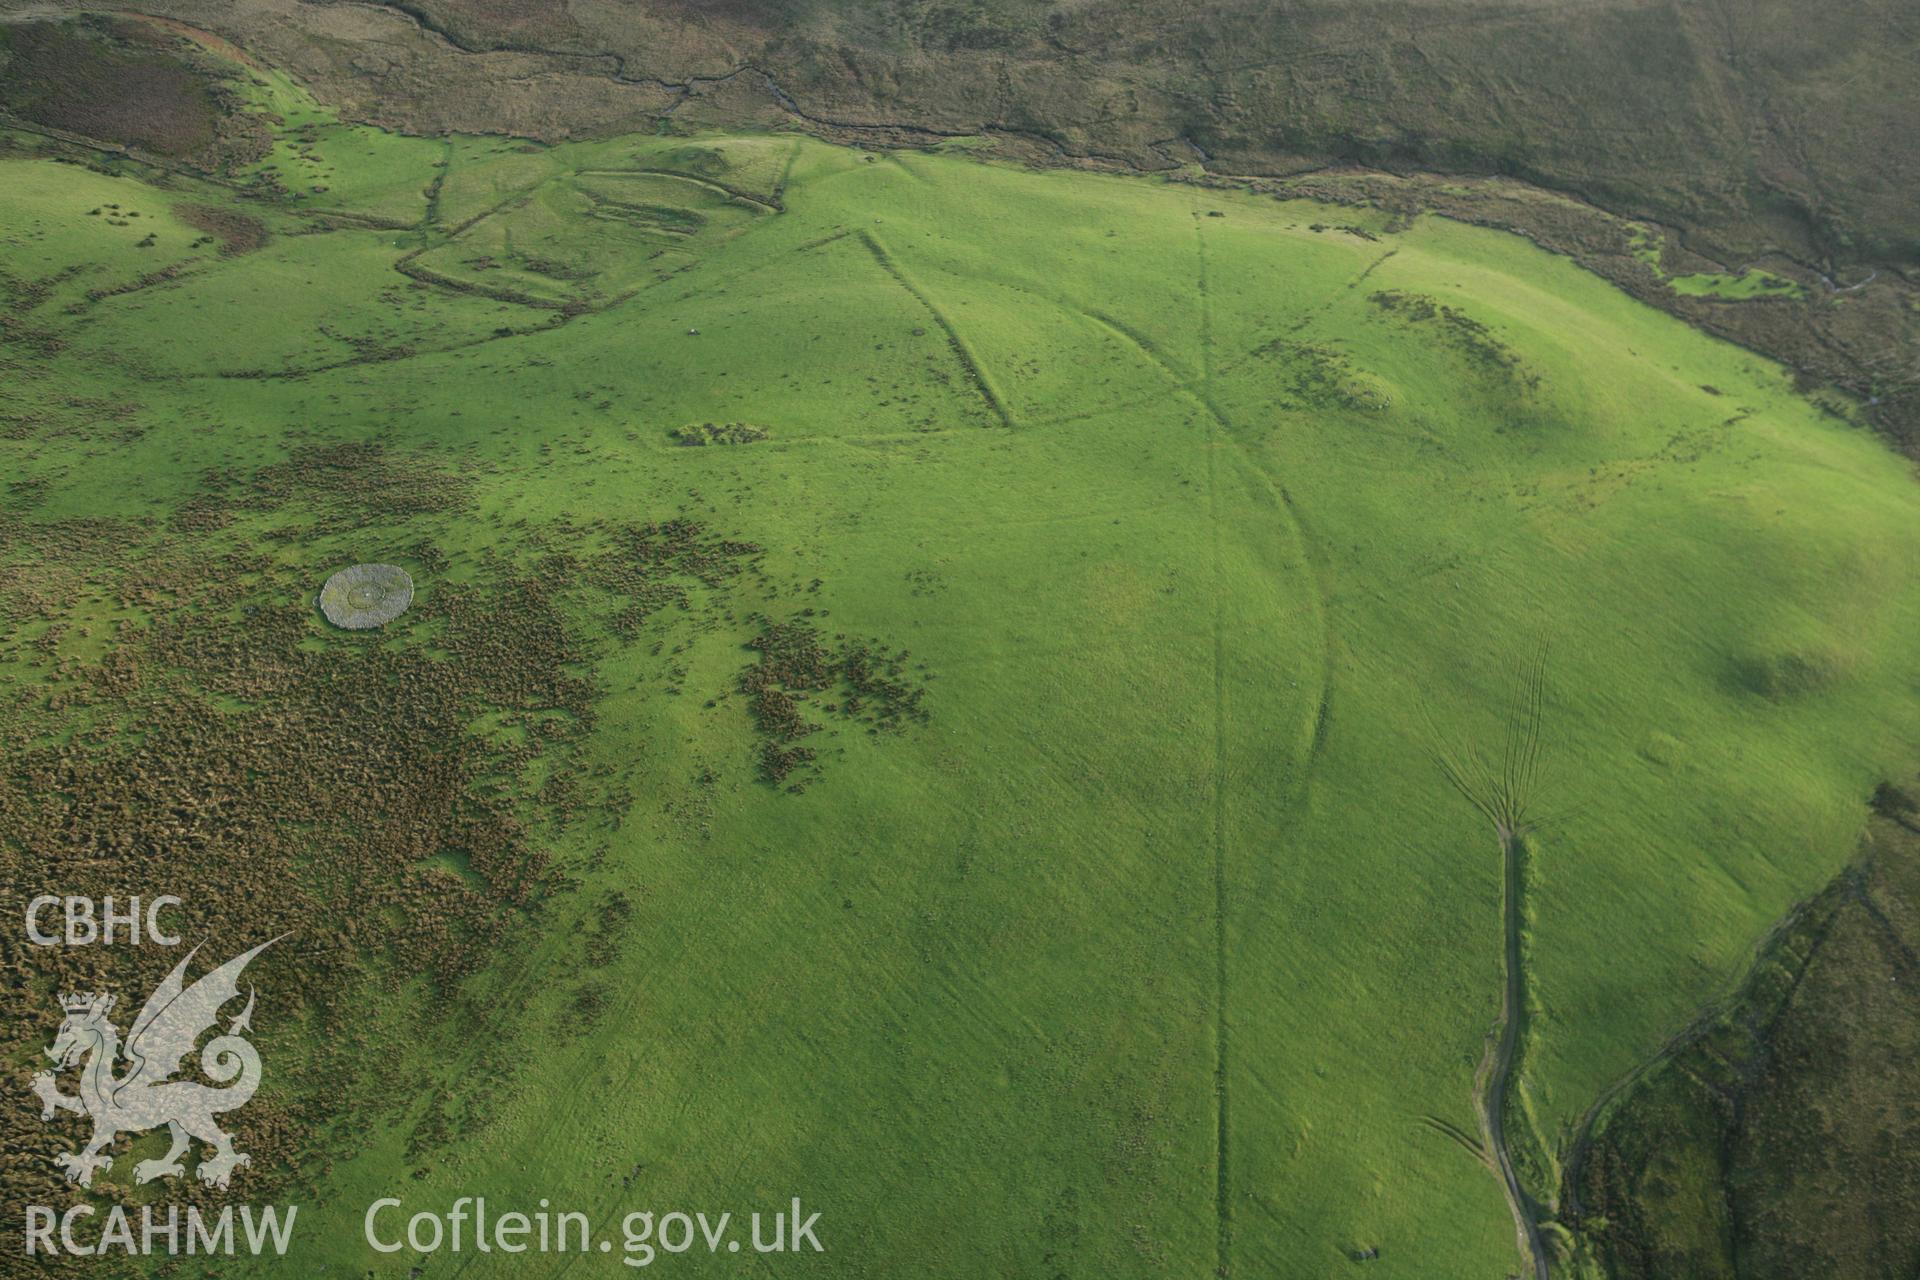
[3, 76, 1918, 1279]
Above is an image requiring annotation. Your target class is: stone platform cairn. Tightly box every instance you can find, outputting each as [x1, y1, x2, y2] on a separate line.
[319, 563, 414, 629]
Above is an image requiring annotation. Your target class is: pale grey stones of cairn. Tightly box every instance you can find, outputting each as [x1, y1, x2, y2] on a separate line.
[318, 563, 414, 629]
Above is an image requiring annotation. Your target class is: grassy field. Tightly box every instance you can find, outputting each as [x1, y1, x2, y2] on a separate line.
[3, 70, 1919, 1280]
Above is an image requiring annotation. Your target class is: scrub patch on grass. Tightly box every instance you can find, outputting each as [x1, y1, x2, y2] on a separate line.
[581, 517, 765, 641]
[1369, 289, 1538, 391]
[740, 617, 931, 789]
[173, 202, 267, 255]
[1257, 339, 1394, 413]
[670, 421, 769, 446]
[1733, 646, 1850, 701]
[1628, 225, 1805, 301]
[1668, 270, 1802, 301]
[178, 442, 474, 536]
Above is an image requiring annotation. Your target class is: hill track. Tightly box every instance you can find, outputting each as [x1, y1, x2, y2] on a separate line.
[1480, 827, 1552, 1280]
[1436, 650, 1553, 1278]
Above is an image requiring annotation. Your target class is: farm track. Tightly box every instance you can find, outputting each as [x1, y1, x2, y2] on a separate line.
[1480, 830, 1552, 1280]
[1194, 213, 1331, 1277]
[1067, 214, 1336, 1276]
[1436, 652, 1553, 1278]
[1205, 355, 1234, 1280]
[1195, 215, 1236, 1278]
[1419, 1111, 1488, 1162]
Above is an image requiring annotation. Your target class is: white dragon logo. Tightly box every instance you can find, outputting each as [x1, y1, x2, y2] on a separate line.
[30, 938, 279, 1191]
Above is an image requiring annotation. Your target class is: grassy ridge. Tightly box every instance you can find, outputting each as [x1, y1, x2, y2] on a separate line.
[3, 90, 1919, 1280]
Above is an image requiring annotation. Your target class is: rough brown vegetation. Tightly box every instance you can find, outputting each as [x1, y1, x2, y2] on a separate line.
[0, 17, 219, 156]
[0, 445, 587, 1236]
[173, 202, 268, 255]
[1569, 795, 1920, 1277]
[0, 614, 567, 1239]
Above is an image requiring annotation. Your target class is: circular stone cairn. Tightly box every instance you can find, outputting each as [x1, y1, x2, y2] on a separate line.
[318, 563, 414, 630]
